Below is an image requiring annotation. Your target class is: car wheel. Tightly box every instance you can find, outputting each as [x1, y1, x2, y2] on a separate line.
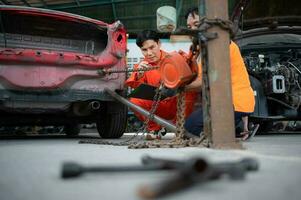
[96, 101, 127, 138]
[64, 124, 81, 136]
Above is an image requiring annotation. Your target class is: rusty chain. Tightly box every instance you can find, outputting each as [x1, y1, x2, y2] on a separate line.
[122, 82, 164, 145]
[79, 84, 163, 146]
[127, 89, 210, 149]
[175, 89, 186, 138]
[80, 53, 211, 148]
[80, 17, 235, 148]
[97, 66, 159, 76]
[127, 17, 235, 148]
[80, 70, 209, 148]
[80, 67, 165, 147]
[199, 17, 236, 36]
[138, 82, 164, 133]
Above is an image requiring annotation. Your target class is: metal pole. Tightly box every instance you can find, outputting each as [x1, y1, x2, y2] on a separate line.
[200, 0, 241, 148]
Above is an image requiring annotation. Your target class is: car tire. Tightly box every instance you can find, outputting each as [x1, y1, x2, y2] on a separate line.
[64, 124, 81, 136]
[96, 101, 127, 139]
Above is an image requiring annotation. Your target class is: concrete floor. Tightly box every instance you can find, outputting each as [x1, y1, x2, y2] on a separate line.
[0, 133, 301, 200]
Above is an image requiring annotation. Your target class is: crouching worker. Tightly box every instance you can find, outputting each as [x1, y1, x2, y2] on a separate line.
[183, 7, 255, 140]
[125, 30, 197, 140]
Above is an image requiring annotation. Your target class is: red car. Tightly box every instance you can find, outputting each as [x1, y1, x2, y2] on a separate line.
[0, 6, 128, 138]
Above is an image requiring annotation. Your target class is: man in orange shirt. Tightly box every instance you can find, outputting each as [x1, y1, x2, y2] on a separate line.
[183, 7, 255, 140]
[126, 30, 197, 139]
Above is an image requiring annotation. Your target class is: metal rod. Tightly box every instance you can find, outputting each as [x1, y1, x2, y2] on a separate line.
[74, 0, 81, 6]
[104, 88, 177, 132]
[48, 0, 135, 10]
[176, 0, 183, 23]
[0, 0, 9, 4]
[105, 88, 199, 139]
[112, 0, 117, 21]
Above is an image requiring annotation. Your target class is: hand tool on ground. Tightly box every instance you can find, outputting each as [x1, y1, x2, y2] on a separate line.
[61, 156, 182, 179]
[138, 156, 259, 199]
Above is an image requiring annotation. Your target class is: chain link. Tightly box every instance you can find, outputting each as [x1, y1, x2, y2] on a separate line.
[98, 66, 159, 76]
[138, 82, 164, 133]
[175, 89, 186, 139]
[198, 26, 212, 143]
[199, 17, 236, 38]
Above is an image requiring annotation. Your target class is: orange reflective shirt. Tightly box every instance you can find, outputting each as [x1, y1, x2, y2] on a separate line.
[125, 50, 197, 114]
[197, 41, 255, 113]
[125, 50, 166, 88]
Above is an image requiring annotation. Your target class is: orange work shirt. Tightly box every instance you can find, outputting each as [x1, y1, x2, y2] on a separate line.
[197, 41, 255, 113]
[125, 51, 166, 88]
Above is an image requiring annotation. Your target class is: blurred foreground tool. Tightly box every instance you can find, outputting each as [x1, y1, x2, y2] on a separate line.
[138, 156, 259, 199]
[61, 155, 258, 199]
[61, 158, 178, 179]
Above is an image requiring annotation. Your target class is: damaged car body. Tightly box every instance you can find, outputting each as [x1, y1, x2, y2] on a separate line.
[0, 6, 128, 138]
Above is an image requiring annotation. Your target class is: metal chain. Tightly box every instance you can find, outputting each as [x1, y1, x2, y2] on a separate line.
[98, 66, 159, 76]
[79, 82, 164, 146]
[102, 64, 163, 142]
[80, 87, 209, 148]
[175, 89, 186, 139]
[80, 60, 211, 148]
[199, 32, 212, 144]
[199, 17, 236, 38]
[121, 82, 164, 145]
[128, 88, 210, 149]
[137, 82, 164, 134]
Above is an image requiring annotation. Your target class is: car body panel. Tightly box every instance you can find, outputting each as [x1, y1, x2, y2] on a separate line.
[0, 6, 128, 136]
[0, 6, 126, 91]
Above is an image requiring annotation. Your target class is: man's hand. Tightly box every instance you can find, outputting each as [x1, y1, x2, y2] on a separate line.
[160, 86, 177, 97]
[136, 61, 150, 79]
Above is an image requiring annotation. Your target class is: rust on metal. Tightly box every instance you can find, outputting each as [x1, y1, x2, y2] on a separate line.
[201, 0, 242, 149]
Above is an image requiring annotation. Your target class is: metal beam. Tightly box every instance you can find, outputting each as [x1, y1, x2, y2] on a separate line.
[118, 15, 155, 20]
[74, 0, 81, 6]
[112, 0, 117, 21]
[47, 0, 135, 10]
[0, 0, 9, 4]
[38, 0, 48, 8]
[201, 0, 241, 148]
[176, 0, 183, 23]
[20, 0, 31, 7]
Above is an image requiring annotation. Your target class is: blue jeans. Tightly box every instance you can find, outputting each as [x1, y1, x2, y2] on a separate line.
[184, 108, 251, 136]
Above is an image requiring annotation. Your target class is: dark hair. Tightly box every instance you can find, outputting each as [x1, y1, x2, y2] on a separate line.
[184, 7, 199, 20]
[136, 30, 160, 48]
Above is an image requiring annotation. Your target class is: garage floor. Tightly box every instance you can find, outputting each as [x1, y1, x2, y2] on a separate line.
[0, 132, 301, 200]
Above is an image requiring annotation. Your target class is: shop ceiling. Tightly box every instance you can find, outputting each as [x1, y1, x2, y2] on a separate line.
[1, 0, 300, 35]
[0, 0, 241, 35]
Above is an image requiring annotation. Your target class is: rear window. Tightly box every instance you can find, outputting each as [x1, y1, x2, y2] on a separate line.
[0, 11, 108, 55]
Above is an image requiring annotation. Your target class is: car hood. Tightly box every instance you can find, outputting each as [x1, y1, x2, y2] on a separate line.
[231, 0, 301, 46]
[231, 0, 301, 35]
[235, 16, 301, 39]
